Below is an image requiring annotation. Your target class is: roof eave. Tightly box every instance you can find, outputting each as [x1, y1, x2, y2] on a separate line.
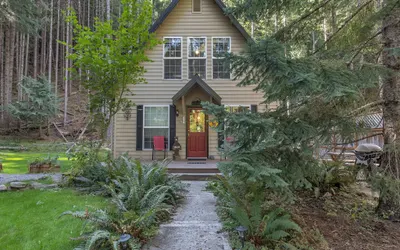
[172, 75, 222, 104]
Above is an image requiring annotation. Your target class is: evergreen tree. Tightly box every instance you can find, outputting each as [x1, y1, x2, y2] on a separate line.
[8, 76, 57, 137]
[206, 0, 400, 216]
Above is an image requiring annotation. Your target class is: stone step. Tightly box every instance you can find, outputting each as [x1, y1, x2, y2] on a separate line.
[171, 173, 222, 181]
[168, 167, 220, 174]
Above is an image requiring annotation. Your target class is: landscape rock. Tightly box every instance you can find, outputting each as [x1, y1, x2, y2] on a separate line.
[9, 182, 28, 189]
[0, 184, 7, 191]
[30, 182, 58, 190]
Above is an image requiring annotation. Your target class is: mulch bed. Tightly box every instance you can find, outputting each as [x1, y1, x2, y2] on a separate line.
[290, 187, 400, 250]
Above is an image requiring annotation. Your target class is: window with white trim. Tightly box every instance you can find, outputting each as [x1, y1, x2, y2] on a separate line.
[143, 106, 169, 149]
[225, 105, 250, 113]
[164, 37, 182, 79]
[192, 0, 202, 13]
[213, 37, 231, 79]
[188, 37, 207, 79]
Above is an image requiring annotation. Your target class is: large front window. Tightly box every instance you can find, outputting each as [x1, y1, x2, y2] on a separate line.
[143, 106, 169, 149]
[188, 37, 207, 79]
[164, 37, 182, 79]
[213, 37, 231, 79]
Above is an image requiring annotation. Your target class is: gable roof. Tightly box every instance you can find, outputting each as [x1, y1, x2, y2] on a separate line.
[149, 0, 251, 41]
[172, 75, 222, 104]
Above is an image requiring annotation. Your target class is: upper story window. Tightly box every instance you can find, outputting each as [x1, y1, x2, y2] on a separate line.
[163, 37, 182, 80]
[192, 0, 202, 13]
[212, 37, 231, 79]
[188, 37, 207, 79]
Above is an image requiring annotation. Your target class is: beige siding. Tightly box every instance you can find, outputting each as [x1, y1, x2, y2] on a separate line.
[114, 0, 265, 159]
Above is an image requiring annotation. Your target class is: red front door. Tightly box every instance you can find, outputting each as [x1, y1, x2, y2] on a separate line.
[187, 108, 207, 158]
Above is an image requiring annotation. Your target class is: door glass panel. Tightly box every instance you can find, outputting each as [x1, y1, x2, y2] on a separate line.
[189, 110, 205, 132]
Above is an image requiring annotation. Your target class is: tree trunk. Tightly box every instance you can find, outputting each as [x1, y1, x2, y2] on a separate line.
[0, 23, 4, 123]
[18, 33, 25, 101]
[55, 0, 60, 100]
[64, 0, 71, 126]
[106, 0, 111, 21]
[379, 3, 400, 218]
[33, 35, 38, 78]
[87, 0, 91, 27]
[48, 0, 54, 84]
[41, 27, 47, 75]
[4, 21, 16, 127]
[25, 34, 29, 76]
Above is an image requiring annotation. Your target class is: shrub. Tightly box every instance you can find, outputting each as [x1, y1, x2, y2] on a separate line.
[29, 155, 60, 167]
[62, 155, 186, 249]
[208, 177, 301, 249]
[305, 161, 358, 196]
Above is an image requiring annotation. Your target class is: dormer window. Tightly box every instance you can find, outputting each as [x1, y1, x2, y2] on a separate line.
[192, 0, 202, 13]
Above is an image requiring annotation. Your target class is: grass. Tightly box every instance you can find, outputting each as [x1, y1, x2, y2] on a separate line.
[0, 151, 73, 174]
[0, 189, 108, 250]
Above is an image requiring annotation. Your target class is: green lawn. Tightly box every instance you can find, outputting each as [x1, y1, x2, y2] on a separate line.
[0, 151, 73, 174]
[0, 189, 108, 250]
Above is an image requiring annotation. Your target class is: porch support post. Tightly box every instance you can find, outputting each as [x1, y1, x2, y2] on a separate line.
[182, 95, 186, 123]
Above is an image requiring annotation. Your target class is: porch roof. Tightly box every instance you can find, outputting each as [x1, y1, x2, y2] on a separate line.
[172, 75, 222, 105]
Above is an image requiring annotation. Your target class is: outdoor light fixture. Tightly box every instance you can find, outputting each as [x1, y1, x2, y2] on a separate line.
[235, 225, 248, 249]
[118, 234, 131, 250]
[176, 109, 179, 117]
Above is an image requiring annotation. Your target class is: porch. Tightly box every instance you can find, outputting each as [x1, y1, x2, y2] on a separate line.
[167, 160, 222, 181]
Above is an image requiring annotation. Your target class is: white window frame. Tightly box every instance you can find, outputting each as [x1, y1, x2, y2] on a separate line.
[163, 37, 183, 80]
[192, 0, 202, 13]
[212, 37, 231, 80]
[187, 37, 207, 79]
[224, 104, 251, 113]
[143, 105, 170, 150]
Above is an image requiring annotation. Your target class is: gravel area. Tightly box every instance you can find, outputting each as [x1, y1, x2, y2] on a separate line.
[0, 173, 62, 185]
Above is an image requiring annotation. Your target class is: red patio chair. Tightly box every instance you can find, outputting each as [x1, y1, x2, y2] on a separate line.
[152, 136, 168, 160]
[226, 136, 234, 144]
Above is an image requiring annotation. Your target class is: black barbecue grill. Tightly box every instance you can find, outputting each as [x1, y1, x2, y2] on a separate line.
[354, 144, 383, 166]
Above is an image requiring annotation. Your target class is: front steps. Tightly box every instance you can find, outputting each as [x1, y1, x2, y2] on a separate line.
[168, 163, 221, 181]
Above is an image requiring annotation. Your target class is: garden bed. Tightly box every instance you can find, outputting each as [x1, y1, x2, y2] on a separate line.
[29, 163, 60, 173]
[290, 186, 400, 250]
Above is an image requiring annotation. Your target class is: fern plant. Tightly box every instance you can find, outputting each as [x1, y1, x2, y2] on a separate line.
[61, 156, 186, 249]
[208, 178, 301, 249]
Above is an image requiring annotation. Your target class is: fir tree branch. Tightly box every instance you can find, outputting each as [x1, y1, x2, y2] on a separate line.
[313, 0, 375, 55]
[347, 17, 400, 67]
[347, 29, 384, 67]
[275, 0, 333, 40]
[334, 133, 383, 146]
[350, 100, 384, 115]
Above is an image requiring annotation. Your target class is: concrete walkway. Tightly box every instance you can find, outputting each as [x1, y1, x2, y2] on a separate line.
[145, 181, 231, 250]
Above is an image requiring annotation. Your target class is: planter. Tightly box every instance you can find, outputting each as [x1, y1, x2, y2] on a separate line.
[40, 164, 51, 172]
[29, 163, 61, 173]
[29, 164, 41, 173]
[49, 165, 61, 173]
